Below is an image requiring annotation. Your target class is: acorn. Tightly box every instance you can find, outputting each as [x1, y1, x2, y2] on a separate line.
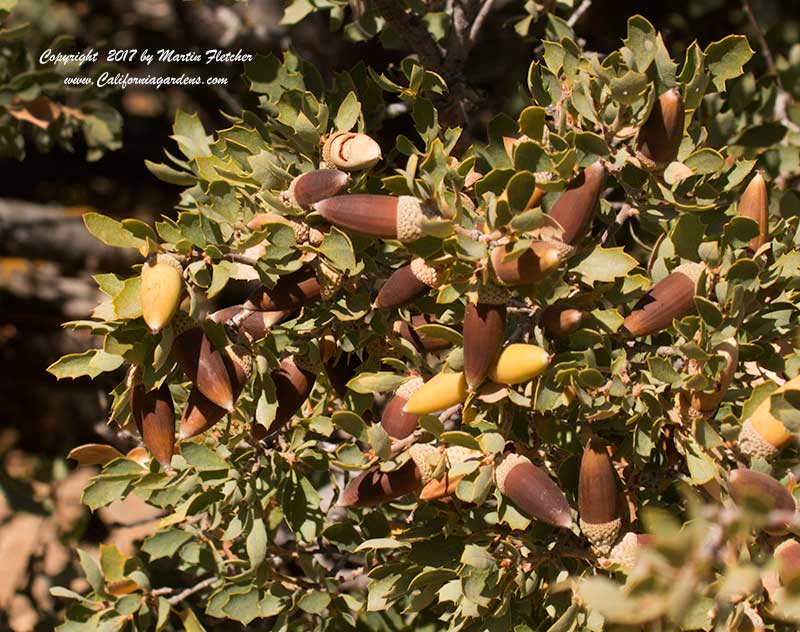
[281, 169, 351, 210]
[339, 443, 437, 507]
[547, 161, 605, 245]
[247, 212, 310, 243]
[171, 312, 236, 411]
[140, 254, 183, 333]
[738, 172, 769, 252]
[463, 283, 508, 390]
[490, 241, 563, 286]
[374, 258, 443, 310]
[130, 381, 175, 466]
[419, 446, 483, 501]
[209, 305, 289, 341]
[179, 345, 252, 439]
[403, 371, 468, 415]
[578, 438, 621, 552]
[324, 352, 363, 398]
[270, 356, 317, 433]
[494, 453, 572, 528]
[542, 305, 584, 338]
[313, 195, 428, 242]
[381, 377, 424, 439]
[488, 344, 550, 386]
[635, 87, 685, 170]
[775, 539, 800, 588]
[728, 468, 796, 534]
[322, 131, 382, 171]
[621, 262, 704, 338]
[244, 265, 322, 312]
[393, 314, 454, 352]
[684, 337, 738, 415]
[738, 375, 800, 459]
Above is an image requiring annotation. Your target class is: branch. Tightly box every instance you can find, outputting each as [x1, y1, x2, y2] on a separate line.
[567, 0, 592, 28]
[151, 576, 220, 606]
[468, 0, 496, 46]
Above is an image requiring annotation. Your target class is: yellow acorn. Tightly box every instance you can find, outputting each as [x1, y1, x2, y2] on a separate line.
[403, 371, 468, 415]
[140, 254, 183, 332]
[488, 344, 550, 385]
[739, 375, 800, 459]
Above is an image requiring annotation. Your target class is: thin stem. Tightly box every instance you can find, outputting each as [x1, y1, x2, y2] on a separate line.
[567, 0, 592, 27]
[468, 0, 496, 47]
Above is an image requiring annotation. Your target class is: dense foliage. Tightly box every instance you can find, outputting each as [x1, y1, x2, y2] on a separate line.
[42, 1, 800, 630]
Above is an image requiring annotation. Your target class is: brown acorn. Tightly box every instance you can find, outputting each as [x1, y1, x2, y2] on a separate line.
[179, 345, 252, 439]
[635, 87, 685, 170]
[547, 161, 606, 245]
[494, 453, 572, 528]
[246, 212, 310, 243]
[578, 438, 621, 552]
[381, 377, 424, 439]
[393, 314, 454, 352]
[130, 381, 175, 466]
[775, 539, 800, 588]
[738, 172, 769, 252]
[313, 195, 428, 242]
[339, 444, 437, 507]
[171, 312, 236, 411]
[322, 131, 382, 171]
[490, 241, 564, 286]
[244, 266, 322, 312]
[542, 305, 584, 338]
[374, 258, 443, 310]
[728, 468, 796, 535]
[324, 352, 363, 398]
[621, 262, 704, 338]
[270, 356, 317, 433]
[463, 284, 508, 390]
[281, 169, 351, 210]
[210, 305, 289, 341]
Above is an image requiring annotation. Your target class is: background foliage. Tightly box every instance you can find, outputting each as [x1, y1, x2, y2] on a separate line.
[3, 0, 800, 630]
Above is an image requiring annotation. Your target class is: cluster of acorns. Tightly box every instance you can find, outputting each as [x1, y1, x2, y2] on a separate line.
[129, 90, 793, 562]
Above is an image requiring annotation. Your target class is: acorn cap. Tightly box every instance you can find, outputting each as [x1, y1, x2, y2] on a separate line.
[547, 161, 605, 245]
[313, 259, 342, 301]
[374, 264, 431, 310]
[246, 212, 310, 243]
[130, 382, 176, 465]
[396, 376, 425, 400]
[322, 131, 382, 171]
[578, 438, 620, 551]
[621, 262, 704, 338]
[409, 443, 439, 485]
[283, 169, 351, 210]
[140, 254, 183, 333]
[738, 418, 781, 460]
[313, 194, 427, 242]
[494, 453, 572, 528]
[488, 344, 550, 386]
[244, 265, 322, 312]
[476, 283, 510, 305]
[604, 532, 651, 571]
[339, 459, 424, 507]
[490, 242, 562, 286]
[738, 172, 769, 252]
[463, 299, 506, 390]
[410, 258, 443, 288]
[635, 87, 685, 170]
